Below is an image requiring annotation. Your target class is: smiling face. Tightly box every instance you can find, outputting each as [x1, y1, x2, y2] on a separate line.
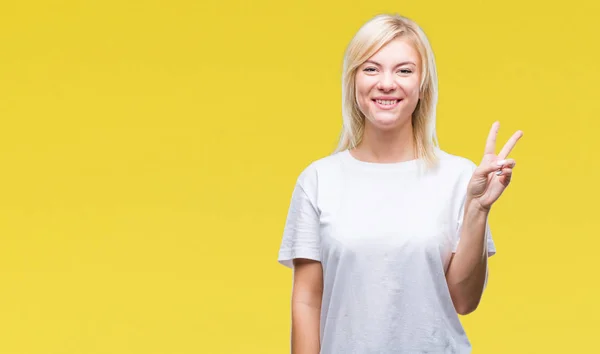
[355, 37, 422, 131]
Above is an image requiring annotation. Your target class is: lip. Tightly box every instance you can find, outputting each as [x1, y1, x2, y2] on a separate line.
[372, 96, 401, 100]
[372, 98, 402, 110]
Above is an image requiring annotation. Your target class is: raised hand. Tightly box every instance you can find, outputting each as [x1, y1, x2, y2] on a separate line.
[467, 121, 523, 211]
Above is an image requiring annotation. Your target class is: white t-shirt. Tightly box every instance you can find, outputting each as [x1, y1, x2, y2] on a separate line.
[278, 148, 496, 354]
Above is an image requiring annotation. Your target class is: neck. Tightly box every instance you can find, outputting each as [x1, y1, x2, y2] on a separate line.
[353, 120, 416, 163]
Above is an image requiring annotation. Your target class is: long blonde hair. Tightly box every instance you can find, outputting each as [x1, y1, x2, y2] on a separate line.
[335, 14, 440, 167]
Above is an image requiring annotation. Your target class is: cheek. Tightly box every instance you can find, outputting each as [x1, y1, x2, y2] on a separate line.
[403, 78, 421, 97]
[414, 82, 422, 97]
[355, 79, 373, 105]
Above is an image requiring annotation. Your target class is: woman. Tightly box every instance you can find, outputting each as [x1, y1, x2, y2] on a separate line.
[277, 13, 522, 353]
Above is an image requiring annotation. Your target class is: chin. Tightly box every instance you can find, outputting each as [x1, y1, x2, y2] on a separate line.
[370, 114, 403, 129]
[369, 114, 410, 131]
[368, 120, 400, 132]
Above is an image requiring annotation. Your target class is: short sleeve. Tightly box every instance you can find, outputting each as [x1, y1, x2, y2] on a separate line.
[452, 161, 496, 257]
[277, 169, 321, 269]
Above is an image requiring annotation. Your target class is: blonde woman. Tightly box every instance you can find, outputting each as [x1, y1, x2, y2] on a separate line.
[278, 13, 522, 353]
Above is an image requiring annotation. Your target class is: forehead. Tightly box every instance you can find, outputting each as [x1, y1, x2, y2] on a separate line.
[367, 37, 421, 65]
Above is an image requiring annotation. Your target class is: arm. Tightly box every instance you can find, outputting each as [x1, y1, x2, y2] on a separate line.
[445, 199, 490, 315]
[446, 121, 523, 315]
[291, 258, 323, 354]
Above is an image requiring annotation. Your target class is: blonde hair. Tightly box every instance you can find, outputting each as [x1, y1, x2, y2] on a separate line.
[335, 14, 440, 167]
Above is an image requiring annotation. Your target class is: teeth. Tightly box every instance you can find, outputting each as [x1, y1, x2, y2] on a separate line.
[376, 99, 397, 105]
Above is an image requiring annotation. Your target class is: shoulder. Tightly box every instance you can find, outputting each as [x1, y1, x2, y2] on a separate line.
[434, 148, 477, 173]
[432, 148, 478, 183]
[294, 150, 346, 191]
[432, 149, 478, 204]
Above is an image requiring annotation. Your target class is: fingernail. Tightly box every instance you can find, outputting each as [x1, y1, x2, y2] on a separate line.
[496, 160, 506, 166]
[495, 170, 503, 176]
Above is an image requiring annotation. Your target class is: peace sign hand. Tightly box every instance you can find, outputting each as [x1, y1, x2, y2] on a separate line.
[467, 121, 523, 211]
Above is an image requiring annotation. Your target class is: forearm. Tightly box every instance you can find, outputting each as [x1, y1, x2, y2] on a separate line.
[291, 301, 321, 354]
[446, 199, 490, 315]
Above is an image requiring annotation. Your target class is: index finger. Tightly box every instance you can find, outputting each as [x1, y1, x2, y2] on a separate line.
[498, 130, 524, 159]
[484, 121, 500, 155]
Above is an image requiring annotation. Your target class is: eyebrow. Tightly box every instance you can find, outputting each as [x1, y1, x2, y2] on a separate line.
[365, 60, 417, 67]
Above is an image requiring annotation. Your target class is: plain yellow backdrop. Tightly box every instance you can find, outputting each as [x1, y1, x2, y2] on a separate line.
[1, 0, 598, 353]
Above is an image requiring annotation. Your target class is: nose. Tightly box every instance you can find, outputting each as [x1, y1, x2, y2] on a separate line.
[377, 72, 396, 92]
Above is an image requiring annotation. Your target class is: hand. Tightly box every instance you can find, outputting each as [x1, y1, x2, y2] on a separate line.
[467, 121, 523, 211]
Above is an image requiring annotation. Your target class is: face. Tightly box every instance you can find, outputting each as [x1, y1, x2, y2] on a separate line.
[355, 37, 422, 131]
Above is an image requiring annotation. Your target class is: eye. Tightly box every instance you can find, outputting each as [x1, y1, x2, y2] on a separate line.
[398, 68, 413, 74]
[363, 67, 377, 73]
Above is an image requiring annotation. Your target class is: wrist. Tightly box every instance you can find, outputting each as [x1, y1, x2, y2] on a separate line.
[466, 197, 491, 215]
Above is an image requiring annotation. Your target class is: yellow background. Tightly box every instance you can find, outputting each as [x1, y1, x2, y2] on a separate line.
[0, 0, 598, 353]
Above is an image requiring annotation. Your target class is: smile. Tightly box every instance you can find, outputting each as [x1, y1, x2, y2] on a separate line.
[372, 99, 401, 110]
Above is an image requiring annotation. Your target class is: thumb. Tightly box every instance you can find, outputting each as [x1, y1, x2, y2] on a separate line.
[476, 158, 516, 177]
